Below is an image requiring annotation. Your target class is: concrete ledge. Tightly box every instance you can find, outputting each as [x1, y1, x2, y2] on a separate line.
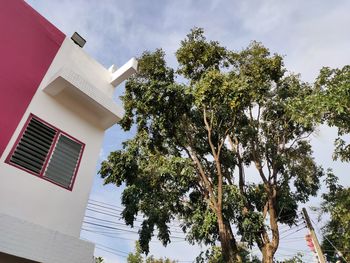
[43, 67, 124, 129]
[110, 57, 138, 87]
[0, 213, 95, 263]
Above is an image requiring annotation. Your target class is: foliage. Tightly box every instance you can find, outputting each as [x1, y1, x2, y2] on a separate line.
[100, 28, 324, 262]
[127, 242, 177, 263]
[275, 253, 303, 263]
[288, 65, 350, 161]
[289, 65, 350, 262]
[320, 175, 350, 262]
[196, 246, 261, 263]
[95, 257, 104, 263]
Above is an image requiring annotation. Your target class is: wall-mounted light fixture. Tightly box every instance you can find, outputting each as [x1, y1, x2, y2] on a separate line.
[71, 32, 86, 48]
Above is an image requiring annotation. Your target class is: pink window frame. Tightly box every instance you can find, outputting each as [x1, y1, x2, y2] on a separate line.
[5, 113, 85, 191]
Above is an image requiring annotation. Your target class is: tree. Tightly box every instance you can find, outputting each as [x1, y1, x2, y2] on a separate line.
[320, 175, 350, 262]
[275, 253, 303, 263]
[100, 28, 324, 263]
[95, 257, 104, 263]
[127, 242, 177, 263]
[288, 63, 350, 263]
[288, 65, 350, 161]
[127, 242, 143, 263]
[196, 245, 261, 263]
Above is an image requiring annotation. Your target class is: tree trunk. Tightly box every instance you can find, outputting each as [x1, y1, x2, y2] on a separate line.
[261, 190, 279, 263]
[217, 213, 242, 263]
[262, 246, 274, 263]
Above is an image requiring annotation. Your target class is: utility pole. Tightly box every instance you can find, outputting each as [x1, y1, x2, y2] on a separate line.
[302, 208, 326, 263]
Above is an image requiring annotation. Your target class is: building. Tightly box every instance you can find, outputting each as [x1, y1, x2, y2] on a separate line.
[0, 1, 137, 262]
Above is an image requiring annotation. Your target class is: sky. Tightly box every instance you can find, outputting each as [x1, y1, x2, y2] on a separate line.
[26, 0, 350, 262]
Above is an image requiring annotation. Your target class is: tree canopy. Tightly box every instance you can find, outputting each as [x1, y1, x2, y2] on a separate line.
[99, 28, 324, 263]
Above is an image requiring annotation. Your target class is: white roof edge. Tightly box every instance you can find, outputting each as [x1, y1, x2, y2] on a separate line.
[110, 57, 138, 87]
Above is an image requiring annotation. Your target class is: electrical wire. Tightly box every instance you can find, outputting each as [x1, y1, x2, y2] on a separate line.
[95, 243, 130, 256]
[280, 225, 307, 240]
[83, 221, 187, 240]
[82, 228, 138, 238]
[279, 222, 306, 235]
[89, 199, 123, 209]
[85, 206, 185, 233]
[86, 199, 314, 262]
[88, 199, 184, 227]
[82, 228, 188, 243]
[95, 246, 128, 258]
[85, 215, 186, 235]
[87, 202, 183, 225]
[280, 236, 306, 241]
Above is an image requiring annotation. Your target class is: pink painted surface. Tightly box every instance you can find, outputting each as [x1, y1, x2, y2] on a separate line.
[0, 0, 65, 157]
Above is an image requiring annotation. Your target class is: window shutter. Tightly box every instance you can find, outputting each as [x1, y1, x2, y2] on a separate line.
[7, 115, 84, 190]
[43, 135, 82, 188]
[10, 118, 57, 174]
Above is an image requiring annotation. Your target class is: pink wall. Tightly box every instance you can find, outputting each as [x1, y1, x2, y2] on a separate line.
[0, 0, 65, 157]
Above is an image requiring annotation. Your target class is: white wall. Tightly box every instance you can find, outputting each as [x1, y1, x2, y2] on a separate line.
[0, 213, 95, 263]
[0, 38, 117, 238]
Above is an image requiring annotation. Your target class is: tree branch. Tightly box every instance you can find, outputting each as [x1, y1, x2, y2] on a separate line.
[228, 135, 245, 193]
[203, 108, 225, 212]
[288, 131, 313, 150]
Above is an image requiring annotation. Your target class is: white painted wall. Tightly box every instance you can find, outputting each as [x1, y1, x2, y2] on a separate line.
[0, 213, 95, 263]
[0, 38, 118, 238]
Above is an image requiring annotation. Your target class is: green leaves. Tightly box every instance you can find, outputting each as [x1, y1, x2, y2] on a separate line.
[100, 135, 197, 253]
[176, 27, 230, 82]
[127, 242, 178, 263]
[289, 65, 350, 161]
[100, 28, 325, 260]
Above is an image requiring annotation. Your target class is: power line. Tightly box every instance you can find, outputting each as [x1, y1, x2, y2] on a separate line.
[88, 202, 124, 213]
[87, 199, 315, 262]
[85, 232, 192, 262]
[95, 246, 128, 258]
[86, 206, 156, 225]
[86, 207, 122, 218]
[86, 206, 182, 229]
[85, 210, 155, 226]
[95, 242, 130, 256]
[83, 228, 137, 238]
[82, 237, 130, 258]
[277, 210, 302, 220]
[83, 221, 187, 240]
[280, 239, 307, 244]
[280, 225, 307, 240]
[85, 215, 139, 227]
[89, 199, 123, 209]
[89, 199, 185, 225]
[83, 228, 188, 243]
[84, 215, 186, 235]
[278, 247, 310, 253]
[84, 221, 141, 234]
[85, 207, 185, 232]
[279, 221, 306, 235]
[280, 236, 306, 241]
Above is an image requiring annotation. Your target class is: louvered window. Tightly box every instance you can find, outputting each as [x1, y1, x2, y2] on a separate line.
[6, 115, 84, 190]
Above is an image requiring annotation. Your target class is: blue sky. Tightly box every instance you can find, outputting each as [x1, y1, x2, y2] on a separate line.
[27, 0, 350, 262]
